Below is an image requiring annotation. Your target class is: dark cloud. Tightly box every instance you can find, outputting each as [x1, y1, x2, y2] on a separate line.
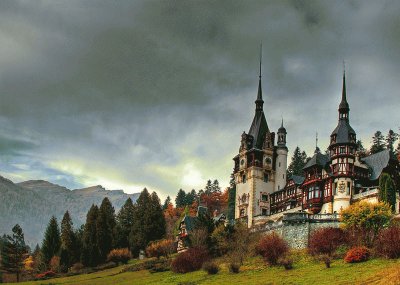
[0, 0, 399, 199]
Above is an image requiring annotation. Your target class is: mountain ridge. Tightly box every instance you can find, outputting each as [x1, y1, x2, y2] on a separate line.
[0, 176, 140, 247]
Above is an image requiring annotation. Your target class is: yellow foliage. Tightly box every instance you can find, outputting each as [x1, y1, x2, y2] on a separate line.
[24, 255, 34, 272]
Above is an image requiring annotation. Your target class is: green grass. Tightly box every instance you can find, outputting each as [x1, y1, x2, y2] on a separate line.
[7, 253, 400, 285]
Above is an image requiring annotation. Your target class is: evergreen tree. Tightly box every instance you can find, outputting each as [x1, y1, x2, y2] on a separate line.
[81, 205, 100, 267]
[185, 190, 197, 206]
[41, 216, 61, 265]
[227, 173, 236, 221]
[129, 189, 166, 256]
[385, 129, 398, 157]
[211, 180, 221, 193]
[287, 147, 309, 177]
[379, 173, 396, 212]
[0, 224, 27, 282]
[115, 198, 135, 249]
[356, 140, 367, 156]
[370, 131, 385, 154]
[96, 198, 116, 262]
[60, 211, 76, 271]
[204, 180, 213, 195]
[162, 196, 171, 210]
[175, 189, 186, 208]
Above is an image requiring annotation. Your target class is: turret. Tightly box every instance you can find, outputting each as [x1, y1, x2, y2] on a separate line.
[275, 119, 288, 191]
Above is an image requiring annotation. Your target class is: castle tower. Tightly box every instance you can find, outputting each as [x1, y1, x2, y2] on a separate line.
[275, 119, 288, 191]
[329, 73, 357, 213]
[233, 56, 277, 227]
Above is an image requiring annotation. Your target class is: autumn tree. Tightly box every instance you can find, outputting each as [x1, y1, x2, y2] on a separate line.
[340, 201, 392, 246]
[370, 131, 385, 154]
[41, 216, 61, 266]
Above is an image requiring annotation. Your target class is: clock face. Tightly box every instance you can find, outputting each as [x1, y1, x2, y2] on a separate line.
[265, 157, 272, 165]
[240, 159, 245, 166]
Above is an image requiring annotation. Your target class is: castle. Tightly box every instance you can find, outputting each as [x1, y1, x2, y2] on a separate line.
[233, 65, 400, 228]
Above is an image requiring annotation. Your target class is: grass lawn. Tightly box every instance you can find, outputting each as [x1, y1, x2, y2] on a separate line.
[7, 252, 400, 285]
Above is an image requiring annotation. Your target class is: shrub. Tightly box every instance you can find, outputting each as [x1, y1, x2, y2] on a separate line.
[202, 261, 219, 275]
[106, 248, 132, 264]
[375, 226, 400, 258]
[35, 271, 56, 280]
[49, 256, 61, 273]
[278, 257, 293, 270]
[229, 263, 240, 273]
[344, 246, 370, 263]
[257, 232, 289, 266]
[308, 227, 347, 256]
[171, 247, 210, 273]
[146, 239, 176, 259]
[340, 201, 392, 247]
[70, 262, 84, 273]
[318, 254, 331, 268]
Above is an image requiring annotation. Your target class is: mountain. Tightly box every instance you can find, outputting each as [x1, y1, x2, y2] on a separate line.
[0, 177, 139, 247]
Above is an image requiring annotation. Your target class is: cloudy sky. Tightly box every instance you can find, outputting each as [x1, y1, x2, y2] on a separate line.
[0, 0, 399, 200]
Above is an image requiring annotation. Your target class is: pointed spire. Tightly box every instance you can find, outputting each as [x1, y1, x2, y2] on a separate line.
[255, 43, 264, 111]
[338, 67, 350, 120]
[281, 117, 284, 128]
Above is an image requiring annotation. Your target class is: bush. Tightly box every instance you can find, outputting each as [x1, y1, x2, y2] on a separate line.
[257, 232, 289, 266]
[278, 257, 293, 270]
[229, 263, 240, 273]
[70, 262, 84, 273]
[49, 256, 61, 273]
[375, 226, 400, 259]
[344, 246, 370, 263]
[146, 239, 176, 259]
[171, 247, 210, 273]
[308, 227, 347, 256]
[35, 271, 56, 280]
[122, 258, 170, 273]
[318, 254, 331, 268]
[202, 261, 219, 275]
[107, 248, 132, 264]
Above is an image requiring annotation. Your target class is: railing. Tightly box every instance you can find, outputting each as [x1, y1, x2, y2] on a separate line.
[352, 188, 378, 200]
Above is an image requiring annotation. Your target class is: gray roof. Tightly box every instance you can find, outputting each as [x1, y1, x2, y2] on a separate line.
[248, 111, 269, 149]
[180, 215, 197, 232]
[290, 175, 305, 185]
[303, 148, 329, 169]
[330, 119, 356, 144]
[361, 149, 390, 180]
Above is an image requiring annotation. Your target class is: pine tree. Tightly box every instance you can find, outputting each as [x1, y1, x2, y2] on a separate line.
[211, 180, 221, 193]
[379, 173, 396, 212]
[204, 180, 213, 195]
[162, 196, 171, 210]
[60, 211, 76, 270]
[96, 198, 116, 262]
[385, 129, 398, 157]
[287, 147, 309, 177]
[129, 189, 166, 256]
[370, 131, 385, 154]
[0, 224, 27, 282]
[41, 216, 61, 265]
[227, 173, 236, 221]
[115, 198, 135, 249]
[81, 205, 100, 267]
[175, 189, 186, 208]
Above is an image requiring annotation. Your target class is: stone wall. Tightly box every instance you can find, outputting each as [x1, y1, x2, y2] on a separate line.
[256, 212, 340, 249]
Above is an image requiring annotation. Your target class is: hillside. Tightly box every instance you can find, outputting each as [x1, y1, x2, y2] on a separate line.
[6, 254, 400, 285]
[0, 177, 139, 247]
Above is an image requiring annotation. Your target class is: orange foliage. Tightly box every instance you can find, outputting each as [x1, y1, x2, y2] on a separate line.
[24, 255, 35, 272]
[49, 256, 60, 272]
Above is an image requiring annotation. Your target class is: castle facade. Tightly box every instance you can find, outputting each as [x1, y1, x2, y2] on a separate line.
[233, 69, 400, 227]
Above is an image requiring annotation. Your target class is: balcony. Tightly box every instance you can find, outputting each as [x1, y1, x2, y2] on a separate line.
[306, 198, 323, 214]
[352, 188, 378, 201]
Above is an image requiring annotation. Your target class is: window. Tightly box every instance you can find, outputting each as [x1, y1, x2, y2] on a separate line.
[261, 194, 268, 201]
[279, 162, 281, 167]
[283, 174, 285, 179]
[242, 175, 246, 183]
[340, 147, 345, 154]
[264, 173, 269, 183]
[240, 209, 245, 217]
[261, 208, 268, 216]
